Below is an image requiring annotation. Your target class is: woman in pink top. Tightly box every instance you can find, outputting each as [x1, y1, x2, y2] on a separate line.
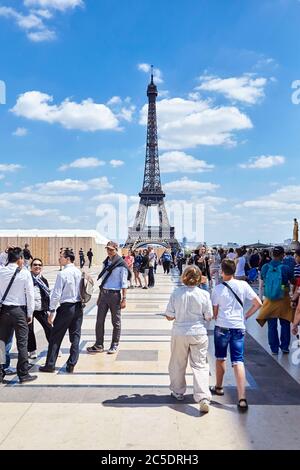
[124, 251, 134, 288]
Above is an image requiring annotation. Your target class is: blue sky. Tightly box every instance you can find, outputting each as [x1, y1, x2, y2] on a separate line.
[0, 0, 300, 244]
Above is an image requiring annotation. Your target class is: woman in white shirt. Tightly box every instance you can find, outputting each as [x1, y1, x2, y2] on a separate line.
[165, 265, 213, 413]
[235, 248, 246, 280]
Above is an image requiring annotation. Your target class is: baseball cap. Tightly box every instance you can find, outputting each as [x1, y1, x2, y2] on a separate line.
[105, 241, 119, 250]
[273, 246, 285, 257]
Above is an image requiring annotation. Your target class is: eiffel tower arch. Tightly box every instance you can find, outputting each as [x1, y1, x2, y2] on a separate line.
[124, 68, 180, 251]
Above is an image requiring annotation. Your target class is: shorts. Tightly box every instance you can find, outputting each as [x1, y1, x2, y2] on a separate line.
[214, 326, 245, 366]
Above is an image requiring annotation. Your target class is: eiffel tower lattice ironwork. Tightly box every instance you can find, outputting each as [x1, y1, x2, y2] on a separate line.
[124, 67, 179, 250]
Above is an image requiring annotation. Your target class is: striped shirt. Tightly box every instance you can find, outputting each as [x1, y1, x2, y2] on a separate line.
[295, 263, 300, 279]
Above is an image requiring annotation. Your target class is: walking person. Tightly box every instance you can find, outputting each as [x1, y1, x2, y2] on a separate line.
[166, 266, 213, 412]
[124, 250, 134, 288]
[0, 247, 37, 384]
[256, 246, 294, 355]
[140, 249, 149, 289]
[148, 246, 156, 288]
[176, 248, 185, 276]
[39, 248, 83, 373]
[87, 241, 128, 355]
[23, 243, 33, 270]
[161, 250, 172, 274]
[28, 258, 52, 360]
[87, 248, 93, 268]
[211, 259, 262, 410]
[79, 248, 85, 269]
[133, 250, 143, 288]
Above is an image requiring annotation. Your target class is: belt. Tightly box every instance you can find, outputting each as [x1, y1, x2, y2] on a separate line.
[100, 288, 121, 293]
[2, 304, 26, 309]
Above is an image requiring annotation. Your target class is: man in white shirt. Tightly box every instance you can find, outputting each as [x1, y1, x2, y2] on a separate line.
[39, 248, 83, 373]
[0, 247, 37, 384]
[211, 259, 262, 411]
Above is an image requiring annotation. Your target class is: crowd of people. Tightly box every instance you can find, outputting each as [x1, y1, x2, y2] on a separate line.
[0, 241, 299, 417]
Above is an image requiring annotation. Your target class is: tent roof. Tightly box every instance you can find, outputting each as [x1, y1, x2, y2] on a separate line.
[0, 229, 109, 245]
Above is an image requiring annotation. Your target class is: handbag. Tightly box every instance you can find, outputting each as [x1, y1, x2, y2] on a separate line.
[0, 267, 20, 313]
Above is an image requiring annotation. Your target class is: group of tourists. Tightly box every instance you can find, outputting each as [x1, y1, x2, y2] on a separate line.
[123, 247, 176, 289]
[0, 240, 300, 417]
[168, 244, 300, 412]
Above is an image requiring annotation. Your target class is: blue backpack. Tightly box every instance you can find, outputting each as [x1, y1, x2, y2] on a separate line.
[264, 264, 284, 300]
[247, 267, 258, 283]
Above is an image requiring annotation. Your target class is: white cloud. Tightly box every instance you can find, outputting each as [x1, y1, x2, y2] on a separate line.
[237, 185, 300, 212]
[25, 176, 113, 194]
[0, 1, 83, 42]
[0, 6, 56, 41]
[110, 160, 124, 168]
[107, 96, 122, 105]
[140, 97, 252, 150]
[5, 218, 22, 224]
[24, 0, 84, 11]
[137, 63, 164, 84]
[0, 164, 22, 172]
[27, 29, 56, 41]
[197, 74, 268, 105]
[0, 175, 5, 180]
[28, 178, 89, 193]
[12, 127, 28, 137]
[88, 177, 113, 190]
[25, 208, 59, 216]
[11, 91, 120, 131]
[59, 157, 105, 171]
[239, 155, 285, 169]
[163, 177, 219, 193]
[160, 151, 214, 173]
[58, 215, 76, 223]
[0, 192, 80, 204]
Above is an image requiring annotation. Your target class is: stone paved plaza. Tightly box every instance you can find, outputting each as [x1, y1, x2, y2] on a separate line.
[0, 266, 300, 450]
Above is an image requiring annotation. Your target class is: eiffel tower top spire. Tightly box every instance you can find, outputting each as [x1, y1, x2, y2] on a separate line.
[140, 66, 164, 197]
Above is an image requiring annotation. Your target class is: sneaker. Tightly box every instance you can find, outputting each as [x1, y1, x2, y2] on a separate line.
[271, 350, 279, 355]
[199, 399, 210, 413]
[171, 391, 184, 401]
[281, 349, 290, 354]
[107, 344, 119, 354]
[28, 351, 37, 359]
[86, 344, 104, 354]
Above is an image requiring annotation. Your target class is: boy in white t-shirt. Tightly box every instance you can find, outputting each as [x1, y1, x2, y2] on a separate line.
[211, 259, 262, 411]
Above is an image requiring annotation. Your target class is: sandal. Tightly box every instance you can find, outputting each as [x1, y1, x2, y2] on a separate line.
[237, 398, 248, 411]
[209, 385, 224, 396]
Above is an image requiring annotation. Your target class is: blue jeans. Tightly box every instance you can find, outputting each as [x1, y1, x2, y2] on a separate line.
[4, 332, 14, 369]
[214, 326, 245, 365]
[267, 318, 291, 353]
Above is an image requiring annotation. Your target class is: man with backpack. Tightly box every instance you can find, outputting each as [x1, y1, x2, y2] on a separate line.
[161, 250, 172, 274]
[257, 246, 294, 355]
[87, 241, 129, 355]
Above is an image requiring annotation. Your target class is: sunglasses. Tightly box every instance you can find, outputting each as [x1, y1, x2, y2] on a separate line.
[32, 263, 42, 267]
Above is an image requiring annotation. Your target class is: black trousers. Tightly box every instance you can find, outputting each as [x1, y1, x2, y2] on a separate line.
[163, 261, 171, 273]
[96, 290, 121, 346]
[28, 310, 52, 353]
[0, 305, 29, 378]
[45, 302, 83, 368]
[148, 267, 155, 287]
[88, 257, 92, 268]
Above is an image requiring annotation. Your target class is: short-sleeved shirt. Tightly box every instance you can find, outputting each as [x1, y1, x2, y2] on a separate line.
[165, 286, 213, 336]
[261, 260, 294, 287]
[211, 279, 259, 329]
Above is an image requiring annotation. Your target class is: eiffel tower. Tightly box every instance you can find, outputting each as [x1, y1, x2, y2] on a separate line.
[125, 67, 179, 250]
